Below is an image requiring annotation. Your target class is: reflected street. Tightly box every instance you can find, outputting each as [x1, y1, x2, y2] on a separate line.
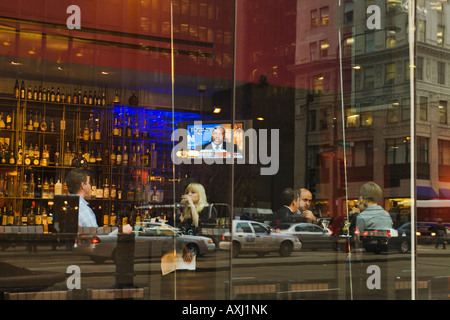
[1, 245, 448, 300]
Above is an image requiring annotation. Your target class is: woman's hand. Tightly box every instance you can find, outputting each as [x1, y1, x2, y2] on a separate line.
[181, 194, 195, 207]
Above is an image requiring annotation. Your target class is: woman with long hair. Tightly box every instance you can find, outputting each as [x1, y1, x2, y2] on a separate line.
[179, 182, 208, 235]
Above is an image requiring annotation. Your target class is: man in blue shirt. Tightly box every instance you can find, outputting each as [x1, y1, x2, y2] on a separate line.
[65, 169, 98, 228]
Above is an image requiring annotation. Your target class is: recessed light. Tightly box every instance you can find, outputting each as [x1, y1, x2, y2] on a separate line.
[213, 107, 221, 113]
[257, 117, 264, 121]
[101, 71, 110, 75]
[10, 61, 22, 66]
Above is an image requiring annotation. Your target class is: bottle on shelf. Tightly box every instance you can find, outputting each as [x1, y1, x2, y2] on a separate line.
[41, 145, 49, 166]
[20, 81, 25, 100]
[14, 79, 20, 99]
[110, 204, 117, 226]
[28, 201, 36, 225]
[54, 179, 62, 196]
[7, 203, 15, 225]
[103, 178, 110, 199]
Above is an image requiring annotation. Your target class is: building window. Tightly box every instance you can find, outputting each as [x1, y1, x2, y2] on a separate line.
[438, 62, 445, 85]
[346, 107, 358, 128]
[310, 42, 318, 61]
[364, 66, 374, 89]
[385, 63, 396, 85]
[386, 30, 396, 48]
[387, 101, 400, 123]
[311, 10, 319, 27]
[438, 139, 450, 165]
[401, 97, 410, 121]
[417, 137, 429, 164]
[360, 104, 373, 127]
[386, 137, 410, 165]
[320, 7, 329, 26]
[419, 96, 428, 121]
[312, 75, 324, 94]
[320, 40, 329, 57]
[439, 100, 447, 124]
[344, 2, 354, 22]
[418, 20, 426, 42]
[365, 32, 375, 53]
[320, 108, 330, 130]
[437, 25, 445, 46]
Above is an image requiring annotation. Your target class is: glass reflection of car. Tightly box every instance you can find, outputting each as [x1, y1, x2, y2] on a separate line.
[219, 220, 302, 257]
[74, 224, 215, 264]
[359, 225, 410, 254]
[415, 222, 450, 244]
[275, 223, 333, 250]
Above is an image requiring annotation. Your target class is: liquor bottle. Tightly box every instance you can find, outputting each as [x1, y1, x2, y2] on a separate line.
[20, 81, 25, 99]
[42, 178, 50, 199]
[27, 85, 32, 100]
[7, 203, 15, 225]
[42, 87, 47, 101]
[110, 146, 116, 165]
[38, 86, 42, 101]
[95, 147, 102, 164]
[102, 90, 106, 106]
[95, 123, 101, 141]
[79, 151, 88, 168]
[0, 113, 5, 129]
[26, 112, 33, 131]
[33, 144, 40, 166]
[117, 184, 122, 200]
[63, 181, 69, 195]
[133, 118, 140, 138]
[64, 142, 72, 166]
[50, 118, 55, 132]
[21, 206, 28, 225]
[50, 87, 55, 102]
[14, 79, 19, 99]
[113, 118, 120, 136]
[89, 149, 96, 164]
[103, 209, 109, 227]
[72, 88, 78, 104]
[41, 145, 49, 166]
[42, 207, 48, 233]
[35, 206, 43, 225]
[54, 142, 60, 166]
[6, 112, 12, 129]
[54, 179, 62, 196]
[110, 180, 117, 199]
[88, 90, 93, 105]
[9, 149, 15, 165]
[96, 91, 101, 106]
[55, 87, 60, 102]
[49, 178, 55, 198]
[110, 204, 117, 226]
[118, 118, 123, 136]
[28, 173, 35, 197]
[71, 151, 81, 168]
[28, 202, 36, 225]
[116, 146, 122, 165]
[67, 89, 72, 104]
[103, 178, 110, 199]
[96, 179, 103, 199]
[83, 121, 90, 141]
[60, 89, 64, 103]
[91, 178, 97, 199]
[22, 174, 28, 198]
[83, 146, 90, 164]
[113, 90, 120, 103]
[125, 117, 133, 137]
[141, 119, 149, 138]
[143, 148, 150, 167]
[35, 176, 42, 198]
[47, 203, 53, 227]
[33, 86, 38, 100]
[33, 112, 40, 131]
[83, 91, 87, 104]
[122, 145, 128, 166]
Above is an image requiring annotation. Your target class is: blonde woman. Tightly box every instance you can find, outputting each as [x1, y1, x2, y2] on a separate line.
[179, 183, 208, 235]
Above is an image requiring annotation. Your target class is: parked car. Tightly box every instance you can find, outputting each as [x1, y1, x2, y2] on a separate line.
[74, 224, 215, 264]
[359, 227, 410, 254]
[219, 220, 302, 257]
[276, 223, 333, 250]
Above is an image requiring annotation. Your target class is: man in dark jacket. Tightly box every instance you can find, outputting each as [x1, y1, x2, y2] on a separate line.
[272, 188, 300, 227]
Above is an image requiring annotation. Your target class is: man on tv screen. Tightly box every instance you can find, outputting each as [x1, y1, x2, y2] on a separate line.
[200, 125, 238, 152]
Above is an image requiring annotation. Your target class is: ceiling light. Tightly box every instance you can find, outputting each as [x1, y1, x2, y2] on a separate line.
[257, 117, 264, 121]
[101, 71, 110, 75]
[213, 107, 221, 113]
[10, 61, 22, 66]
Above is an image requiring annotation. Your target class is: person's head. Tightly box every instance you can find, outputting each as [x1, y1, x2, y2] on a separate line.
[280, 188, 300, 211]
[211, 125, 225, 146]
[359, 182, 382, 208]
[66, 169, 91, 198]
[184, 182, 208, 211]
[299, 188, 313, 211]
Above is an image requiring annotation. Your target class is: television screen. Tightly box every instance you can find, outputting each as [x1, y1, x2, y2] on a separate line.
[184, 121, 246, 160]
